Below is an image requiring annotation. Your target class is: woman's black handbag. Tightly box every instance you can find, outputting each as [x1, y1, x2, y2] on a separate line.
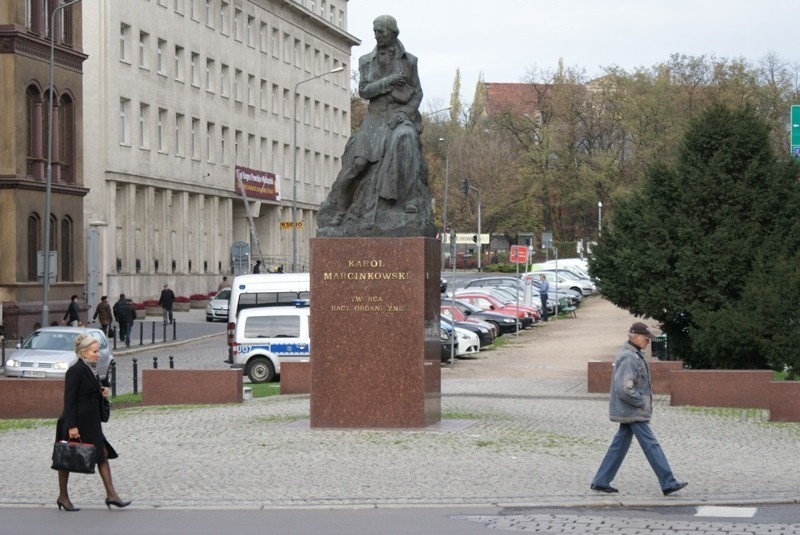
[51, 440, 97, 474]
[100, 396, 111, 423]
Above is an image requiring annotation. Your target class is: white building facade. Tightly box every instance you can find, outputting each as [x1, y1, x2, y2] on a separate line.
[82, 0, 357, 303]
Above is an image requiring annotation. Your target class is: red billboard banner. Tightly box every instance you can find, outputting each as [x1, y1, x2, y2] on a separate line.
[234, 166, 281, 202]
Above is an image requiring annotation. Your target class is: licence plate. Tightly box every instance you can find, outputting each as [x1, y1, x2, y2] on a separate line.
[23, 370, 46, 378]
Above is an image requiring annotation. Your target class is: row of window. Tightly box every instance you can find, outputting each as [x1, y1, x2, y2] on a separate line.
[146, 0, 346, 31]
[118, 100, 340, 183]
[25, 85, 76, 183]
[121, 23, 347, 88]
[26, 213, 74, 282]
[23, 0, 74, 44]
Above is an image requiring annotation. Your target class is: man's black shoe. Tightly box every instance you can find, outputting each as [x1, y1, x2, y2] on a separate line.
[663, 481, 688, 496]
[590, 484, 618, 493]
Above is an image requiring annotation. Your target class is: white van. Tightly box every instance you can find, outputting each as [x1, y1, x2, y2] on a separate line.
[226, 305, 310, 383]
[226, 272, 310, 349]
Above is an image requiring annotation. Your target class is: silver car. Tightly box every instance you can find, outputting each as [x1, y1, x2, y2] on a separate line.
[205, 288, 231, 322]
[3, 327, 114, 381]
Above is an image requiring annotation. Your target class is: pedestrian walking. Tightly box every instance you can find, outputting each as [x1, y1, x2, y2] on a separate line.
[112, 294, 134, 347]
[253, 260, 262, 274]
[218, 276, 231, 291]
[538, 274, 549, 322]
[590, 321, 688, 496]
[54, 333, 130, 512]
[63, 295, 80, 326]
[158, 283, 176, 324]
[92, 296, 113, 336]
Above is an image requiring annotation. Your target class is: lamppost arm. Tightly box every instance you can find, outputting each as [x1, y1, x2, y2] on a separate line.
[291, 66, 344, 272]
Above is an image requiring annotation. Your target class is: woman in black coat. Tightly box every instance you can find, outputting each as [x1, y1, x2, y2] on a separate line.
[55, 333, 130, 511]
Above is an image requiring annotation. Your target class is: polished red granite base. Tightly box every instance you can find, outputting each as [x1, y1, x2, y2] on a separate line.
[309, 237, 441, 428]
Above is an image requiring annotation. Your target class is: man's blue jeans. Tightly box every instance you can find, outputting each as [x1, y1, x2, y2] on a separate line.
[592, 421, 679, 491]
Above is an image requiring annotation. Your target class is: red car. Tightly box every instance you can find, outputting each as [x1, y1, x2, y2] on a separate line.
[453, 291, 536, 328]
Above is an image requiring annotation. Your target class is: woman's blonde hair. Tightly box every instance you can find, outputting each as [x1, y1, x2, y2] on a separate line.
[74, 333, 98, 357]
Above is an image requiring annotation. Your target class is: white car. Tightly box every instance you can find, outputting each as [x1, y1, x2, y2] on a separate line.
[453, 326, 480, 356]
[4, 327, 114, 381]
[205, 288, 231, 322]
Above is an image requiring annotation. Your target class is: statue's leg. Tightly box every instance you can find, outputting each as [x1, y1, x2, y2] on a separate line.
[378, 125, 420, 209]
[332, 157, 370, 224]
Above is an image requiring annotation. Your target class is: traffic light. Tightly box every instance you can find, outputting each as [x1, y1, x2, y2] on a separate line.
[472, 234, 478, 243]
[461, 178, 469, 196]
[524, 238, 531, 246]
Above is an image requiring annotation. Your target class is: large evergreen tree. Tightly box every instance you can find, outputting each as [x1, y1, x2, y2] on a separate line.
[590, 105, 800, 372]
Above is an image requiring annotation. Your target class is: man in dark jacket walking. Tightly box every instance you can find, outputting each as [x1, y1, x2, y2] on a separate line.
[113, 294, 135, 347]
[63, 295, 80, 326]
[158, 283, 176, 324]
[590, 322, 688, 496]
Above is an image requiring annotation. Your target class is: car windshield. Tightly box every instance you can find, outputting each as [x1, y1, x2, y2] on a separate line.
[23, 331, 77, 351]
[215, 289, 231, 300]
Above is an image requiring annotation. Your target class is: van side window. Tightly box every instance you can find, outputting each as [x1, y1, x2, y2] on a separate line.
[237, 291, 310, 314]
[244, 315, 300, 338]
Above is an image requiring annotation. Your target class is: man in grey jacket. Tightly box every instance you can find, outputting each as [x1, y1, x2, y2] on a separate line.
[590, 322, 688, 496]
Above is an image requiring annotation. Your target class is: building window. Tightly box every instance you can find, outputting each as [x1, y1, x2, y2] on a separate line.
[220, 126, 229, 164]
[234, 69, 242, 101]
[206, 122, 215, 163]
[220, 1, 229, 34]
[233, 8, 241, 41]
[190, 52, 199, 86]
[175, 113, 184, 156]
[247, 75, 255, 106]
[271, 28, 279, 59]
[282, 33, 290, 64]
[157, 108, 167, 152]
[139, 31, 148, 68]
[205, 0, 213, 26]
[26, 85, 44, 180]
[259, 22, 267, 53]
[206, 58, 215, 92]
[260, 79, 267, 110]
[174, 45, 184, 81]
[294, 38, 301, 68]
[139, 103, 149, 149]
[282, 88, 289, 117]
[220, 64, 229, 96]
[156, 39, 166, 74]
[234, 130, 241, 163]
[191, 117, 199, 159]
[174, 0, 183, 13]
[189, 0, 197, 20]
[60, 217, 73, 281]
[27, 214, 41, 281]
[119, 98, 130, 145]
[271, 84, 279, 113]
[119, 23, 130, 63]
[246, 16, 254, 47]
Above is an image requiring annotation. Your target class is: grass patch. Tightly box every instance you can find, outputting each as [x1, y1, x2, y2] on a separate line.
[249, 382, 281, 398]
[111, 392, 142, 404]
[0, 419, 52, 433]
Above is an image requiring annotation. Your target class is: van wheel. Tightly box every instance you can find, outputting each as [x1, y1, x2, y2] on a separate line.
[246, 357, 275, 383]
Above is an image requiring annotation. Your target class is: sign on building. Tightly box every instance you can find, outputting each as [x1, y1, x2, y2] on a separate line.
[235, 166, 281, 201]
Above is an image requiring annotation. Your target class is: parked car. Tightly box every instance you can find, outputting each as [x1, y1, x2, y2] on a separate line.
[443, 299, 520, 335]
[454, 290, 536, 327]
[440, 307, 495, 347]
[440, 320, 480, 358]
[532, 269, 596, 297]
[205, 288, 231, 322]
[3, 327, 114, 381]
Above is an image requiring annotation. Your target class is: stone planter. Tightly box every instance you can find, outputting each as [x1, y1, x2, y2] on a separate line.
[173, 302, 190, 312]
[669, 370, 772, 409]
[135, 308, 146, 319]
[145, 306, 163, 316]
[769, 381, 800, 422]
[190, 299, 208, 309]
[587, 359, 682, 395]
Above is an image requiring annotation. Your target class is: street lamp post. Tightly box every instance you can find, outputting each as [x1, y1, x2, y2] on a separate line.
[42, 0, 82, 327]
[597, 200, 603, 237]
[291, 66, 344, 273]
[438, 138, 450, 268]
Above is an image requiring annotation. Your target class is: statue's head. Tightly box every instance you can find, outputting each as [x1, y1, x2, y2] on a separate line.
[373, 15, 399, 46]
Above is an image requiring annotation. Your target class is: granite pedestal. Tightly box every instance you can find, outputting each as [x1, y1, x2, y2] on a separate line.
[309, 237, 441, 428]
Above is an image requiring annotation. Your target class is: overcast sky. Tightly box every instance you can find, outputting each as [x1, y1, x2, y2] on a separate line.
[347, 0, 796, 111]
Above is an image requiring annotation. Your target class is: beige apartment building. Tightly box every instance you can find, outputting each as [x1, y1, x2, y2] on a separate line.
[83, 0, 356, 305]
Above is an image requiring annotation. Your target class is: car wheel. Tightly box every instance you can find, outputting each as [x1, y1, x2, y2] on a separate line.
[246, 356, 275, 383]
[206, 316, 213, 322]
[487, 321, 502, 336]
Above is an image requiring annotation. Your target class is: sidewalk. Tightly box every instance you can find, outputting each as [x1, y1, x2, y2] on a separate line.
[0, 298, 797, 510]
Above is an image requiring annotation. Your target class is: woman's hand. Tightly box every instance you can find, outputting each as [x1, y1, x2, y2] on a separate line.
[101, 387, 110, 398]
[68, 427, 80, 440]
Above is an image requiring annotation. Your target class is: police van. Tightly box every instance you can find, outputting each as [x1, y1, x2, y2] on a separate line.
[226, 272, 310, 355]
[227, 304, 309, 383]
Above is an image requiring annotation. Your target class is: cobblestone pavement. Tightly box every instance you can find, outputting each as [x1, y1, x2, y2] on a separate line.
[2, 298, 799, 534]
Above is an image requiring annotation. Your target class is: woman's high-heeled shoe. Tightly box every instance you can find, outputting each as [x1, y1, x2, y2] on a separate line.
[105, 498, 131, 509]
[56, 499, 79, 512]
